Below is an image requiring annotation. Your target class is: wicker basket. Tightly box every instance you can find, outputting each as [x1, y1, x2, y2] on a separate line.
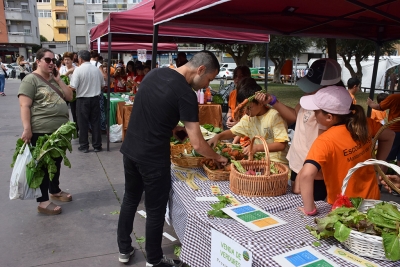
[371, 117, 400, 194]
[339, 159, 400, 261]
[203, 164, 230, 181]
[229, 136, 289, 197]
[170, 143, 203, 168]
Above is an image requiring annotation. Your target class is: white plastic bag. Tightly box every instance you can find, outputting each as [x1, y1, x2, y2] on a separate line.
[109, 124, 122, 143]
[9, 144, 42, 200]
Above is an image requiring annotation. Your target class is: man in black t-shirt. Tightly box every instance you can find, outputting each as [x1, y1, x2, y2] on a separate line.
[117, 51, 228, 266]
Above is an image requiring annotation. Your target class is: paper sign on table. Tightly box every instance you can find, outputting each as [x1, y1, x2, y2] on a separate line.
[196, 197, 219, 201]
[211, 229, 252, 267]
[327, 246, 381, 267]
[211, 185, 221, 195]
[222, 203, 286, 232]
[272, 246, 339, 267]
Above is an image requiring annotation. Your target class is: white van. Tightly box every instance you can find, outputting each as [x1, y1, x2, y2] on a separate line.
[219, 63, 237, 69]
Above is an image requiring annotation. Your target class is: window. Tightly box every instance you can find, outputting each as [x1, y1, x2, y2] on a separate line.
[38, 10, 51, 18]
[74, 0, 84, 4]
[56, 12, 67, 20]
[21, 3, 29, 11]
[23, 26, 31, 35]
[75, 16, 85, 25]
[58, 28, 68, 34]
[55, 1, 64, 6]
[76, 36, 86, 44]
[128, 0, 142, 3]
[87, 12, 102, 24]
[37, 0, 50, 3]
[49, 45, 56, 48]
[87, 0, 101, 4]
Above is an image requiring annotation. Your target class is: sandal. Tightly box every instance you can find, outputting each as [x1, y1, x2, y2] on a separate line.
[0, 93, 5, 96]
[37, 202, 62, 215]
[50, 191, 72, 202]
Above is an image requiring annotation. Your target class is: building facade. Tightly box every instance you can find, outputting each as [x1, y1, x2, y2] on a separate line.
[0, 0, 40, 63]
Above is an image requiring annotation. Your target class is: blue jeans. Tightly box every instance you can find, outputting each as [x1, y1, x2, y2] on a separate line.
[117, 155, 171, 264]
[0, 74, 5, 93]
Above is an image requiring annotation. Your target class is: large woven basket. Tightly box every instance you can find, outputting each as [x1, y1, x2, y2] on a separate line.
[203, 164, 230, 181]
[170, 143, 203, 168]
[339, 159, 400, 261]
[371, 117, 400, 194]
[229, 136, 289, 197]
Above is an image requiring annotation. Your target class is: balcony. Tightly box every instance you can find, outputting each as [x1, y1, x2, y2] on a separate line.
[7, 32, 36, 44]
[102, 3, 127, 11]
[54, 19, 68, 28]
[5, 9, 31, 21]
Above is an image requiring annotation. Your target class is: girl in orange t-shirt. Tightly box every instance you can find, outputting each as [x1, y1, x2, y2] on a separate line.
[114, 64, 128, 93]
[296, 86, 394, 216]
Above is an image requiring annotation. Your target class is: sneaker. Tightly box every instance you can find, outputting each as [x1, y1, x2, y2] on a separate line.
[78, 146, 89, 153]
[146, 255, 183, 267]
[119, 248, 135, 263]
[94, 147, 102, 152]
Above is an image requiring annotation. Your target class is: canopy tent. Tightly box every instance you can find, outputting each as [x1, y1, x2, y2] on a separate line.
[90, 41, 177, 53]
[153, 0, 400, 42]
[310, 56, 400, 91]
[89, 0, 269, 44]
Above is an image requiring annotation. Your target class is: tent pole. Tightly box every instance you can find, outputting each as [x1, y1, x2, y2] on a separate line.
[367, 42, 381, 117]
[106, 33, 112, 151]
[265, 42, 268, 91]
[203, 43, 206, 50]
[151, 25, 159, 69]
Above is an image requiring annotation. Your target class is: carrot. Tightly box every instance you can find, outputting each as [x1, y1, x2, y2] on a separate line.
[233, 98, 249, 115]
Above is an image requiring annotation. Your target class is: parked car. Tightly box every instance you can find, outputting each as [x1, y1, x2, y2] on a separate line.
[219, 63, 237, 69]
[8, 62, 31, 78]
[216, 67, 234, 79]
[4, 64, 15, 77]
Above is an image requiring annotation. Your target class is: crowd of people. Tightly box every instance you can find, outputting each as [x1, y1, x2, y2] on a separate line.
[9, 47, 400, 266]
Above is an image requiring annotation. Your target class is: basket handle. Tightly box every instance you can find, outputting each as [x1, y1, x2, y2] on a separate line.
[370, 117, 400, 194]
[341, 159, 400, 195]
[248, 135, 271, 175]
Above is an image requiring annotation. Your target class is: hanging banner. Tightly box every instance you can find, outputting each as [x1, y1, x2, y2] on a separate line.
[137, 49, 147, 63]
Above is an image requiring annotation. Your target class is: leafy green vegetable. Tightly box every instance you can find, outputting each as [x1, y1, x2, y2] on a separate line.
[350, 197, 364, 209]
[136, 236, 146, 244]
[202, 124, 214, 132]
[312, 241, 321, 247]
[207, 195, 232, 219]
[212, 94, 224, 104]
[232, 160, 246, 173]
[367, 202, 400, 230]
[11, 122, 77, 189]
[382, 231, 400, 261]
[174, 245, 181, 257]
[333, 221, 351, 242]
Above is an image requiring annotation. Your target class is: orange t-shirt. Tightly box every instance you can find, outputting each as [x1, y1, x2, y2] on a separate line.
[305, 118, 382, 204]
[371, 109, 386, 124]
[228, 89, 237, 118]
[379, 93, 400, 132]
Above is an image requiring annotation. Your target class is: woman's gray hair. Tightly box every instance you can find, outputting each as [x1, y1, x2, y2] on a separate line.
[78, 50, 91, 62]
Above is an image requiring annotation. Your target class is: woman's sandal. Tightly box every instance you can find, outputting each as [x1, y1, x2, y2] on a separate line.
[50, 191, 72, 202]
[37, 202, 62, 215]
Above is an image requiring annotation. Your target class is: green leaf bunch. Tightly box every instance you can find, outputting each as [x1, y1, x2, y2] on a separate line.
[207, 195, 232, 219]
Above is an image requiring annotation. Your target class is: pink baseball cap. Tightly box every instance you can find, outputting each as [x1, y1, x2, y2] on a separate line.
[300, 85, 352, 114]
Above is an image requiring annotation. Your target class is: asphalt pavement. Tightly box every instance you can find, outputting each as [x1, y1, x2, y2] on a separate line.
[0, 78, 180, 267]
[0, 78, 398, 267]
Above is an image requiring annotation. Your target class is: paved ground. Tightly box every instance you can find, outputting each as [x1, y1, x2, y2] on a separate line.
[0, 78, 181, 267]
[1, 78, 398, 267]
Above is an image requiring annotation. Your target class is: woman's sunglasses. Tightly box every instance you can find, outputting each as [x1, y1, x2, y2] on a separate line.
[43, 57, 57, 64]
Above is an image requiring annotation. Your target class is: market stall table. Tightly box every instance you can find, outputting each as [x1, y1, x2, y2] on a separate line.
[103, 93, 128, 126]
[176, 201, 396, 267]
[117, 101, 133, 140]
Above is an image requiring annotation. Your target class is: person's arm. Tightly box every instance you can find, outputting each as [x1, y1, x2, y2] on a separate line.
[379, 175, 400, 193]
[53, 74, 73, 101]
[207, 129, 236, 148]
[243, 142, 287, 155]
[226, 108, 237, 128]
[375, 127, 395, 173]
[367, 97, 381, 110]
[184, 121, 228, 164]
[255, 93, 298, 125]
[19, 95, 33, 144]
[297, 163, 319, 215]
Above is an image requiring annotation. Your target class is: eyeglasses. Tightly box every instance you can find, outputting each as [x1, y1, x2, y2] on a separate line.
[43, 57, 57, 64]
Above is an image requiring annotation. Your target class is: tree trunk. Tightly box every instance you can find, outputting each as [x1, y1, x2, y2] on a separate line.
[326, 38, 337, 60]
[271, 58, 285, 83]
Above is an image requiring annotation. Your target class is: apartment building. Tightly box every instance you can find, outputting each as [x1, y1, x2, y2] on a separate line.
[0, 0, 40, 63]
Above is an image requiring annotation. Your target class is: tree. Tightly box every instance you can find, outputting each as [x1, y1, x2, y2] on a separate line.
[252, 36, 311, 83]
[40, 35, 48, 42]
[315, 38, 399, 84]
[210, 44, 254, 66]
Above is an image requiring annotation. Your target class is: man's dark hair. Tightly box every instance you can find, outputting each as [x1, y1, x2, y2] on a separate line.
[377, 93, 389, 104]
[236, 77, 262, 103]
[188, 50, 220, 73]
[347, 77, 361, 89]
[90, 50, 99, 59]
[36, 48, 54, 60]
[78, 50, 91, 62]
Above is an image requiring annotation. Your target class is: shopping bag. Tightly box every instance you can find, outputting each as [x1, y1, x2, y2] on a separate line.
[9, 144, 42, 200]
[109, 124, 122, 143]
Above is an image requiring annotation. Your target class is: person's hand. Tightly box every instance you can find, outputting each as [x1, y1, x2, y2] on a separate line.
[254, 92, 270, 106]
[215, 155, 228, 166]
[53, 72, 61, 83]
[207, 134, 220, 148]
[379, 175, 400, 193]
[242, 145, 252, 155]
[65, 69, 74, 76]
[21, 129, 32, 144]
[366, 97, 374, 106]
[226, 116, 237, 128]
[298, 206, 318, 216]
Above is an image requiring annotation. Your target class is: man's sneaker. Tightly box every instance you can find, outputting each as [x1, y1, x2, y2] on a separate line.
[119, 248, 135, 263]
[146, 255, 183, 267]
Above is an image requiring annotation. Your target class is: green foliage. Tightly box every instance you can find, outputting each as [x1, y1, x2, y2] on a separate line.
[10, 122, 77, 189]
[40, 35, 48, 42]
[207, 195, 232, 219]
[174, 245, 181, 257]
[136, 236, 146, 244]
